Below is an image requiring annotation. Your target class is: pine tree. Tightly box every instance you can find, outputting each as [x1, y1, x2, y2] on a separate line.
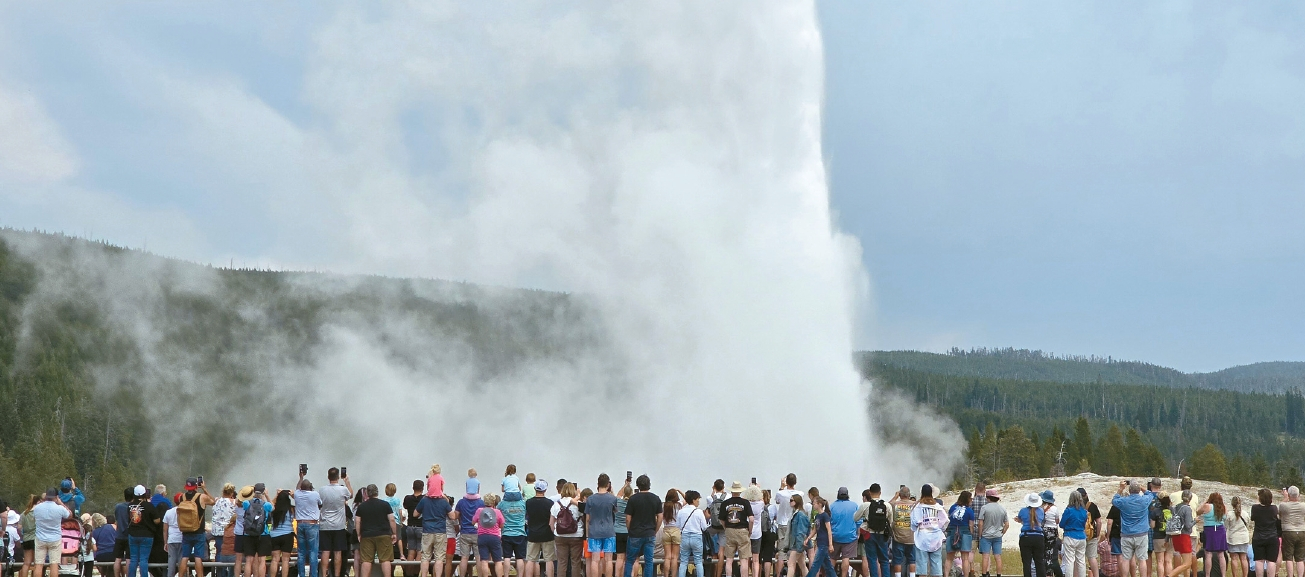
[1189, 444, 1229, 482]
[1275, 461, 1305, 490]
[1228, 454, 1250, 485]
[1073, 417, 1094, 467]
[1250, 454, 1273, 486]
[1095, 424, 1126, 475]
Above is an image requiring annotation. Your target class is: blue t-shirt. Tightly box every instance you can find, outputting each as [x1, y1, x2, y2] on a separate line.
[33, 501, 71, 543]
[415, 496, 452, 535]
[1112, 494, 1153, 537]
[814, 511, 832, 549]
[1060, 506, 1088, 540]
[1016, 507, 1045, 535]
[949, 504, 975, 535]
[269, 511, 295, 537]
[456, 497, 485, 534]
[829, 499, 858, 544]
[499, 497, 528, 537]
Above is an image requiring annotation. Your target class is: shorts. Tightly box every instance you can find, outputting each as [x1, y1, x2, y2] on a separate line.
[34, 540, 60, 565]
[892, 542, 915, 567]
[1283, 531, 1305, 561]
[1110, 538, 1121, 555]
[503, 535, 527, 559]
[526, 540, 557, 562]
[242, 535, 272, 557]
[721, 528, 750, 560]
[1253, 538, 1279, 563]
[1086, 539, 1099, 560]
[1121, 534, 1148, 561]
[447, 535, 456, 558]
[1171, 534, 1192, 555]
[406, 527, 424, 552]
[477, 535, 503, 562]
[270, 534, 294, 553]
[778, 526, 792, 553]
[182, 533, 207, 558]
[751, 538, 761, 554]
[420, 534, 448, 564]
[321, 530, 349, 552]
[588, 537, 616, 555]
[115, 537, 131, 560]
[1155, 536, 1171, 554]
[615, 534, 628, 554]
[978, 537, 1001, 555]
[662, 527, 682, 547]
[832, 541, 857, 560]
[359, 535, 394, 563]
[946, 532, 972, 553]
[457, 533, 479, 560]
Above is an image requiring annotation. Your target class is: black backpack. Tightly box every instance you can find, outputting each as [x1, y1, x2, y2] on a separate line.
[243, 499, 267, 537]
[866, 499, 890, 534]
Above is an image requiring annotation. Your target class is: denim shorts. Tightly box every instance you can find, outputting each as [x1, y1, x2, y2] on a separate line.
[181, 533, 206, 559]
[978, 537, 1001, 555]
[892, 542, 915, 567]
[588, 537, 616, 554]
[947, 532, 973, 553]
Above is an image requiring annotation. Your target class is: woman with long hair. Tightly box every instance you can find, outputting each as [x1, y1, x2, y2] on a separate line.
[1166, 491, 1196, 577]
[1016, 493, 1047, 577]
[1250, 488, 1279, 577]
[806, 487, 821, 560]
[910, 485, 949, 577]
[1195, 493, 1228, 577]
[744, 485, 765, 577]
[946, 491, 975, 577]
[662, 489, 684, 577]
[552, 483, 585, 577]
[760, 489, 778, 577]
[20, 494, 40, 577]
[267, 490, 295, 577]
[613, 481, 633, 577]
[786, 495, 810, 577]
[1224, 495, 1250, 577]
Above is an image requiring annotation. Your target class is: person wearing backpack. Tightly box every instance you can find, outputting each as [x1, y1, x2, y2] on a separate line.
[551, 484, 585, 577]
[241, 484, 274, 577]
[176, 478, 215, 577]
[474, 494, 506, 577]
[707, 479, 728, 577]
[355, 484, 398, 577]
[857, 485, 892, 577]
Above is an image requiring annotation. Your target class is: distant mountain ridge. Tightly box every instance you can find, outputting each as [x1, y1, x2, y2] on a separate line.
[861, 348, 1305, 394]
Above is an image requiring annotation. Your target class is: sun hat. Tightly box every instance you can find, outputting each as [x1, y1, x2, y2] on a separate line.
[239, 485, 255, 499]
[1023, 493, 1042, 508]
[730, 481, 743, 492]
[1040, 490, 1055, 504]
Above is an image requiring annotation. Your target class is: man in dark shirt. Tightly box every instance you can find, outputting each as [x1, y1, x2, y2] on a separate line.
[355, 484, 398, 577]
[524, 480, 556, 577]
[404, 480, 425, 561]
[623, 475, 662, 577]
[126, 485, 161, 577]
[719, 482, 755, 577]
[414, 493, 453, 577]
[113, 487, 133, 577]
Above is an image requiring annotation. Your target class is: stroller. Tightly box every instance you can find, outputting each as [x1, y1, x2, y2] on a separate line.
[57, 518, 84, 577]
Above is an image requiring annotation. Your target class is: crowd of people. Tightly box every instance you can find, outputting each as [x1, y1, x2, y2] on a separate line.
[4, 468, 1305, 577]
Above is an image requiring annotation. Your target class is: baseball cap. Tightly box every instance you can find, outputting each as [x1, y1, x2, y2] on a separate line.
[134, 485, 147, 497]
[986, 489, 999, 499]
[534, 480, 548, 493]
[730, 481, 743, 492]
[837, 487, 849, 499]
[60, 479, 72, 491]
[253, 482, 266, 494]
[185, 477, 198, 490]
[45, 488, 58, 499]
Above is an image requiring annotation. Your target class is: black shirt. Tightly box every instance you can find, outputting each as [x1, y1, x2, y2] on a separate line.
[404, 495, 422, 528]
[625, 492, 663, 538]
[526, 497, 555, 542]
[1251, 504, 1279, 542]
[127, 501, 160, 538]
[1107, 506, 1121, 540]
[355, 498, 394, 538]
[721, 496, 754, 530]
[182, 492, 207, 536]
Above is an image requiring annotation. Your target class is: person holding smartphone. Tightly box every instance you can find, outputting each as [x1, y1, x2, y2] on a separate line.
[318, 467, 353, 577]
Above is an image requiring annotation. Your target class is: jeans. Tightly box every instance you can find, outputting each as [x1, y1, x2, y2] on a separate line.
[679, 533, 704, 577]
[298, 524, 321, 577]
[806, 546, 836, 577]
[624, 536, 655, 577]
[129, 536, 154, 577]
[914, 547, 943, 577]
[865, 534, 892, 577]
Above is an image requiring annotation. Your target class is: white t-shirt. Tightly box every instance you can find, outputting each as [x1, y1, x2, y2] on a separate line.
[163, 508, 183, 544]
[676, 506, 709, 535]
[775, 488, 799, 527]
[750, 501, 764, 540]
[550, 497, 584, 538]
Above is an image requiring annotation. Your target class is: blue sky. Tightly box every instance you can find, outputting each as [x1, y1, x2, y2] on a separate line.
[1, 1, 1302, 372]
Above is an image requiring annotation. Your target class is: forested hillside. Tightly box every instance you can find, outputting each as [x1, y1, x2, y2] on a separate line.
[0, 229, 602, 513]
[861, 353, 1305, 489]
[869, 349, 1305, 393]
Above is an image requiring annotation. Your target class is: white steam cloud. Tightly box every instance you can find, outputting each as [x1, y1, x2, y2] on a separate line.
[1, 0, 965, 493]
